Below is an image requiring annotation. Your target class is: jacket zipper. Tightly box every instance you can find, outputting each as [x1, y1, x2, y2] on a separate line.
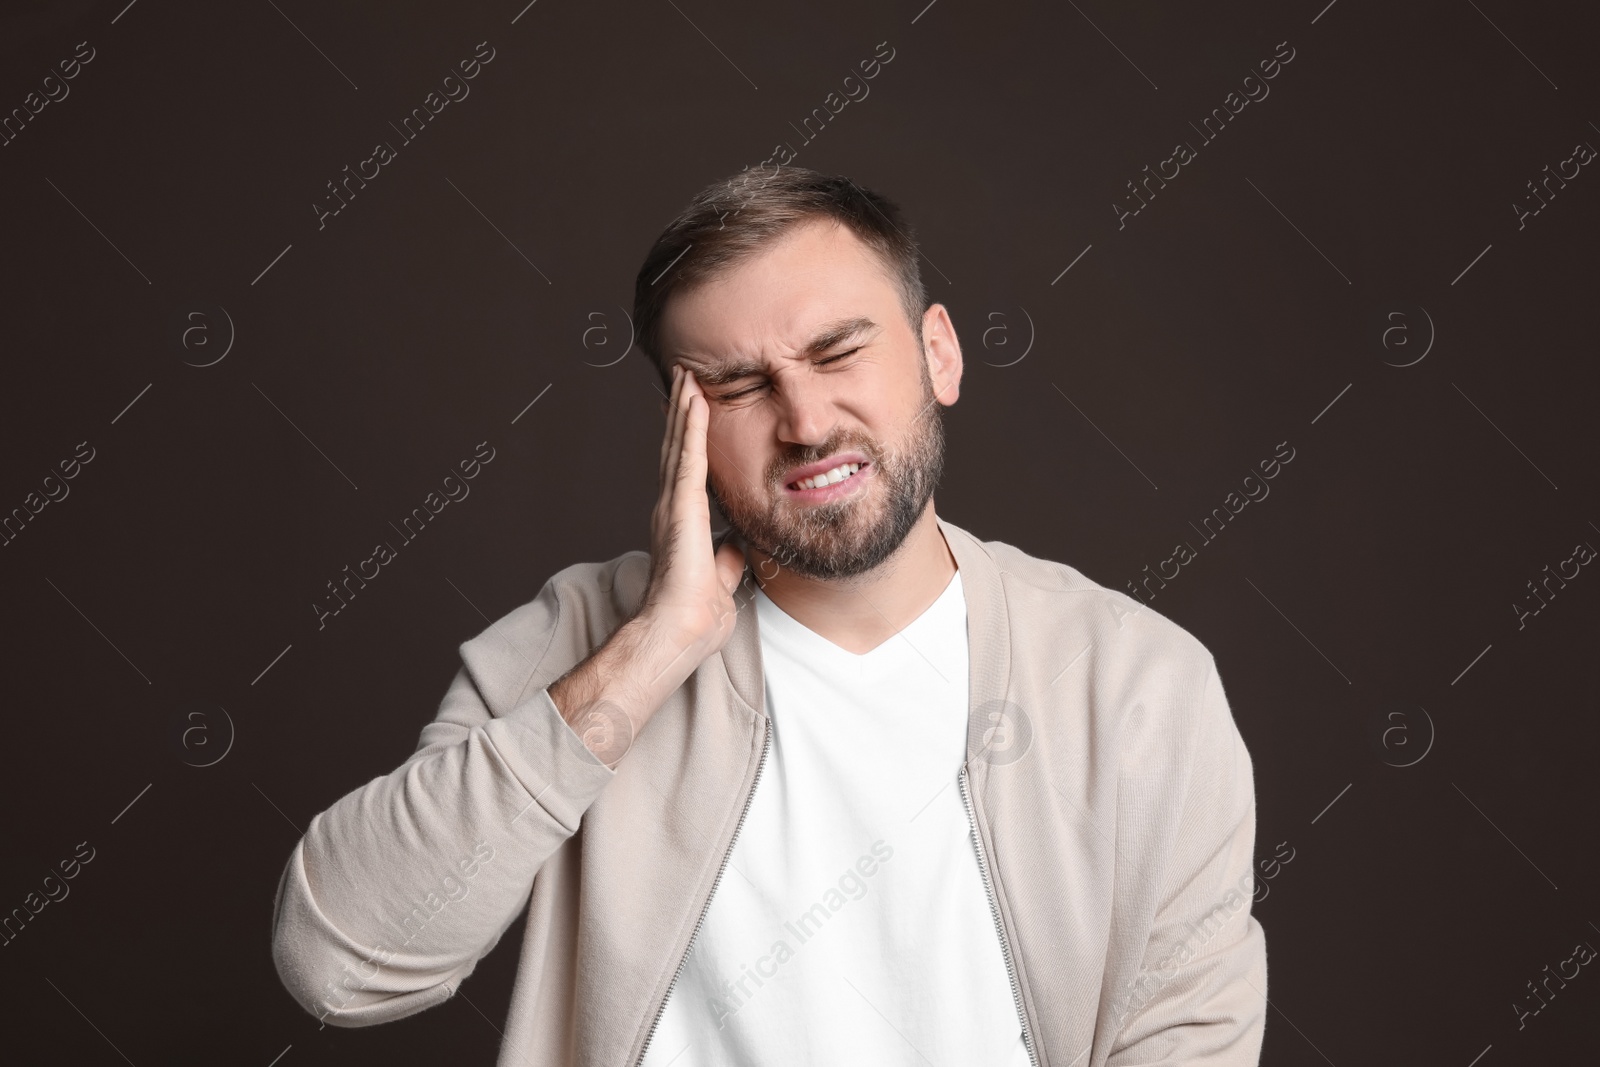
[960, 765, 1040, 1067]
[634, 716, 771, 1066]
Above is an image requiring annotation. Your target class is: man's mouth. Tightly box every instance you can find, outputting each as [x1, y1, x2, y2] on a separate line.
[788, 461, 865, 492]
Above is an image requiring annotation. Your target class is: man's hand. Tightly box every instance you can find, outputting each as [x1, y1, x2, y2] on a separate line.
[546, 364, 747, 766]
[640, 364, 748, 656]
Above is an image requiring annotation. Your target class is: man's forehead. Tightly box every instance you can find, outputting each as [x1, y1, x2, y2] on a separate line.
[661, 221, 899, 365]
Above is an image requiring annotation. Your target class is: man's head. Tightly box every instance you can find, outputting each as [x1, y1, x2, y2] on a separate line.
[633, 167, 962, 582]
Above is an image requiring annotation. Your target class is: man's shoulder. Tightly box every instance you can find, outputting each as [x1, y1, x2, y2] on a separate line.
[510, 548, 651, 631]
[544, 548, 653, 605]
[957, 525, 1230, 770]
[962, 525, 1216, 678]
[455, 548, 652, 694]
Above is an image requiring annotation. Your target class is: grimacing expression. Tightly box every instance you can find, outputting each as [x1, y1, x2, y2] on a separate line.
[659, 220, 951, 582]
[705, 353, 946, 582]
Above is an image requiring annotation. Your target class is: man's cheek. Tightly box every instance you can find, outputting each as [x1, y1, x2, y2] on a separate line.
[704, 430, 752, 498]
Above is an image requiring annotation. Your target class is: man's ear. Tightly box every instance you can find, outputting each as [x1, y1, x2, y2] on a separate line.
[922, 303, 963, 407]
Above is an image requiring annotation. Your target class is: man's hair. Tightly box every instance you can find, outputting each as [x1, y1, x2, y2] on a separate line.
[633, 167, 929, 390]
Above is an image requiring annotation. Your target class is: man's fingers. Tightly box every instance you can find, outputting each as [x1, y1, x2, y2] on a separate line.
[670, 370, 701, 489]
[655, 368, 717, 591]
[657, 370, 674, 486]
[663, 373, 690, 495]
[675, 388, 707, 491]
[658, 366, 682, 488]
[669, 379, 695, 506]
[669, 388, 712, 561]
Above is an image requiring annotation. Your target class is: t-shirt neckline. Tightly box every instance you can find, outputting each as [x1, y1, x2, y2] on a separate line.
[753, 568, 964, 662]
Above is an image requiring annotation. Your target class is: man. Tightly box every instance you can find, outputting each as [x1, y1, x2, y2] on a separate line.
[271, 167, 1268, 1066]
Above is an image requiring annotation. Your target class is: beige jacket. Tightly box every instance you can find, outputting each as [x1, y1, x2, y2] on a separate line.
[271, 517, 1268, 1065]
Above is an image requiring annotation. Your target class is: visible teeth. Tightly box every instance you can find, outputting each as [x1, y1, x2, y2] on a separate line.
[796, 462, 860, 490]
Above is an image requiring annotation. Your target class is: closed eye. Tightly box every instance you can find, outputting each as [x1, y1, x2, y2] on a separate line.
[717, 348, 861, 401]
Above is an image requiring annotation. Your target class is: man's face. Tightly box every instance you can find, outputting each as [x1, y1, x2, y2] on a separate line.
[658, 218, 961, 581]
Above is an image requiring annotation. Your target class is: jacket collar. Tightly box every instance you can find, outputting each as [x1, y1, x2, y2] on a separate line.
[715, 516, 1013, 763]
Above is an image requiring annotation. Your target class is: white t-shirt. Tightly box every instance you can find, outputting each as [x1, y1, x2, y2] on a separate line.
[640, 569, 1032, 1067]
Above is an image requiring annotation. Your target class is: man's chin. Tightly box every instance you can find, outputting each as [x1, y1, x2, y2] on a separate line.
[751, 519, 906, 582]
[713, 482, 904, 580]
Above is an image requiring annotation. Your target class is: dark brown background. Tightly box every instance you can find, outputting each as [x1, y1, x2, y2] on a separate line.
[1, 0, 1596, 1062]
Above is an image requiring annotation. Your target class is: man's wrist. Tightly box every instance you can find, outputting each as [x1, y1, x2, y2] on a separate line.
[615, 609, 718, 710]
[547, 611, 711, 766]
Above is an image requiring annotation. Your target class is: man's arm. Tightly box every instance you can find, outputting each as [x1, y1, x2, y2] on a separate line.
[270, 365, 745, 1027]
[269, 582, 691, 1027]
[1107, 663, 1269, 1065]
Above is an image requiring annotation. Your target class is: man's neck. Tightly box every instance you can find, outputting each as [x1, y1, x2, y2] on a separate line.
[743, 506, 958, 656]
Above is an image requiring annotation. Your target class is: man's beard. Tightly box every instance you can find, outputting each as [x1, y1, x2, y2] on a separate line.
[706, 368, 946, 582]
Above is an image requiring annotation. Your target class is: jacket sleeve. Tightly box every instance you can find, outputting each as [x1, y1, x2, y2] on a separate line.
[269, 572, 617, 1027]
[1107, 662, 1269, 1065]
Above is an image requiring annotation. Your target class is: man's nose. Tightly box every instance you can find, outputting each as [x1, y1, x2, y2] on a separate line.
[775, 379, 835, 447]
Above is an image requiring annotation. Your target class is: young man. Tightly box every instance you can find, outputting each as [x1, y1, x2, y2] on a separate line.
[271, 167, 1268, 1066]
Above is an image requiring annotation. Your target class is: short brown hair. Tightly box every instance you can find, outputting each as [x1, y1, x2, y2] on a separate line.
[632, 167, 929, 390]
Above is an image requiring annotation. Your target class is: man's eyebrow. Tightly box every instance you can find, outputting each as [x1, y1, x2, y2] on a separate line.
[685, 316, 881, 388]
[803, 315, 879, 356]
